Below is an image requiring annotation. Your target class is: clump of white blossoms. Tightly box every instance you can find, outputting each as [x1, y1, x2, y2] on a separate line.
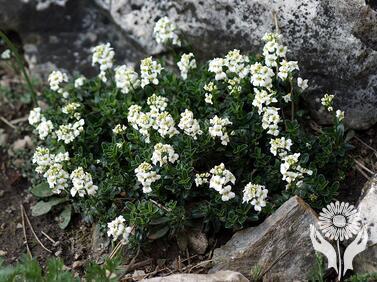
[62, 102, 81, 119]
[36, 118, 54, 140]
[127, 105, 153, 143]
[252, 89, 278, 115]
[321, 93, 335, 112]
[208, 115, 232, 145]
[270, 137, 292, 157]
[147, 94, 168, 114]
[74, 76, 86, 88]
[208, 58, 226, 81]
[135, 162, 161, 194]
[336, 110, 345, 121]
[242, 183, 268, 211]
[194, 172, 211, 186]
[32, 147, 53, 174]
[140, 57, 163, 88]
[178, 109, 202, 139]
[153, 16, 181, 46]
[1, 49, 11, 60]
[177, 53, 196, 80]
[224, 49, 250, 78]
[91, 43, 115, 82]
[70, 167, 98, 197]
[151, 143, 179, 166]
[155, 111, 179, 138]
[249, 62, 274, 88]
[107, 215, 133, 244]
[262, 33, 286, 67]
[261, 107, 281, 136]
[43, 163, 69, 194]
[28, 107, 42, 125]
[278, 60, 299, 81]
[280, 153, 313, 188]
[56, 119, 85, 144]
[114, 65, 140, 94]
[297, 77, 308, 91]
[48, 70, 68, 93]
[208, 163, 236, 201]
[203, 82, 217, 104]
[113, 124, 127, 135]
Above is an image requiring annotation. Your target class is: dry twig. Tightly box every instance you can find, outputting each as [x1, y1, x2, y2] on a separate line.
[20, 204, 32, 258]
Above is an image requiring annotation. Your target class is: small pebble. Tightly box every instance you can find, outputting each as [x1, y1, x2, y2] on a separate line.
[0, 250, 8, 256]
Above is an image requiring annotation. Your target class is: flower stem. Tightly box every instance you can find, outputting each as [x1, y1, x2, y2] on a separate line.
[337, 239, 342, 281]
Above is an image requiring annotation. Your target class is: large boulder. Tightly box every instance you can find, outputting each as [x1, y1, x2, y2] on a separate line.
[0, 0, 146, 79]
[210, 196, 318, 281]
[95, 0, 377, 130]
[141, 271, 249, 282]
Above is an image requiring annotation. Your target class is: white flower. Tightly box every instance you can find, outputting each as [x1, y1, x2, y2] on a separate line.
[147, 94, 168, 113]
[203, 82, 217, 93]
[36, 118, 54, 140]
[70, 167, 98, 197]
[62, 102, 81, 119]
[278, 60, 299, 81]
[43, 163, 69, 194]
[208, 163, 236, 202]
[135, 162, 161, 194]
[113, 124, 127, 135]
[178, 109, 202, 139]
[56, 119, 85, 144]
[177, 53, 196, 80]
[219, 185, 235, 202]
[297, 77, 308, 91]
[208, 58, 226, 80]
[155, 111, 179, 138]
[209, 115, 232, 145]
[151, 143, 179, 166]
[321, 94, 335, 112]
[224, 49, 249, 78]
[74, 76, 86, 88]
[54, 152, 69, 163]
[262, 32, 282, 43]
[153, 17, 181, 46]
[28, 107, 42, 126]
[242, 183, 268, 211]
[252, 88, 277, 115]
[336, 110, 344, 121]
[250, 63, 274, 88]
[91, 43, 115, 82]
[107, 215, 133, 244]
[1, 49, 11, 59]
[195, 172, 210, 186]
[140, 57, 163, 88]
[205, 93, 213, 104]
[270, 137, 292, 157]
[115, 65, 140, 94]
[127, 105, 153, 143]
[48, 70, 68, 92]
[318, 201, 361, 241]
[32, 147, 52, 174]
[261, 107, 280, 136]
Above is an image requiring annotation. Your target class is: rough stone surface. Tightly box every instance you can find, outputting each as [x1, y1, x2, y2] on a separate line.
[96, 0, 377, 130]
[210, 196, 318, 281]
[354, 175, 377, 273]
[0, 0, 146, 79]
[141, 271, 249, 282]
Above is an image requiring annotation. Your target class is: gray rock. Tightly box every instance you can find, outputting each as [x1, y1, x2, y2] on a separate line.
[354, 175, 377, 273]
[96, 0, 377, 130]
[210, 196, 318, 281]
[0, 0, 146, 79]
[141, 270, 249, 282]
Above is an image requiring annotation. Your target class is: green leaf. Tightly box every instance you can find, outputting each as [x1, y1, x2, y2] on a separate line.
[150, 217, 170, 225]
[57, 205, 72, 229]
[148, 226, 169, 240]
[30, 182, 53, 198]
[31, 198, 67, 216]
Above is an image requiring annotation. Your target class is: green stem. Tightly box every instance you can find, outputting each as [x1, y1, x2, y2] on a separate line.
[0, 31, 37, 105]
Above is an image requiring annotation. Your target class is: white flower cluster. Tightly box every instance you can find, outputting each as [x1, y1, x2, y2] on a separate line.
[261, 107, 281, 136]
[147, 94, 168, 114]
[336, 110, 344, 121]
[151, 143, 179, 166]
[115, 65, 140, 94]
[48, 70, 68, 93]
[91, 43, 115, 82]
[262, 33, 286, 67]
[321, 94, 334, 112]
[113, 124, 127, 135]
[1, 49, 11, 59]
[28, 107, 42, 125]
[194, 172, 211, 186]
[249, 62, 274, 88]
[209, 163, 236, 201]
[107, 215, 133, 244]
[208, 58, 226, 81]
[252, 89, 278, 115]
[32, 147, 70, 194]
[56, 119, 85, 144]
[36, 119, 54, 140]
[270, 137, 293, 157]
[242, 183, 268, 211]
[203, 82, 217, 104]
[74, 76, 86, 88]
[226, 77, 242, 95]
[70, 167, 98, 197]
[280, 153, 313, 188]
[135, 162, 161, 193]
[177, 53, 196, 80]
[209, 115, 232, 145]
[127, 105, 153, 142]
[62, 102, 81, 119]
[278, 60, 299, 81]
[155, 111, 179, 138]
[153, 16, 181, 46]
[297, 77, 308, 91]
[140, 57, 163, 88]
[178, 109, 202, 139]
[224, 49, 250, 78]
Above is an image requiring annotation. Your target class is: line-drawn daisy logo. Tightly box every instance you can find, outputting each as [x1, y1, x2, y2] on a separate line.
[310, 201, 368, 281]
